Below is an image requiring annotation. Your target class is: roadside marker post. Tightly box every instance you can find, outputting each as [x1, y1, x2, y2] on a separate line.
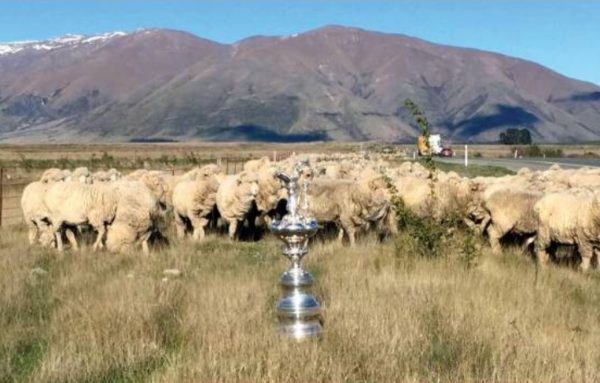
[464, 145, 468, 167]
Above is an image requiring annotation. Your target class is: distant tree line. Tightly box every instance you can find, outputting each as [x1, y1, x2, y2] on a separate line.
[499, 128, 532, 145]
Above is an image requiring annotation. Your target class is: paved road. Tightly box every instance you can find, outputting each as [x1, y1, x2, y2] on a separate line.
[437, 157, 600, 172]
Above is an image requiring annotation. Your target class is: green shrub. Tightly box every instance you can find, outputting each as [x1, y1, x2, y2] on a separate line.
[459, 231, 481, 269]
[391, 196, 445, 258]
[18, 155, 35, 170]
[517, 145, 563, 158]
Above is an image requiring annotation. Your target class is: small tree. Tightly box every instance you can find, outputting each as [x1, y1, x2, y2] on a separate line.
[404, 98, 435, 173]
[404, 99, 430, 137]
[499, 128, 532, 145]
[519, 129, 532, 145]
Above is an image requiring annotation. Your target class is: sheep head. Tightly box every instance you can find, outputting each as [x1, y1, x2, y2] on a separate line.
[197, 164, 222, 180]
[237, 171, 260, 197]
[108, 168, 122, 181]
[367, 176, 388, 192]
[140, 173, 167, 206]
[41, 168, 70, 183]
[254, 167, 286, 212]
[72, 167, 93, 184]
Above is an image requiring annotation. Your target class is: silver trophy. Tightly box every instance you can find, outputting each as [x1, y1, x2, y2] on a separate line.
[270, 161, 322, 339]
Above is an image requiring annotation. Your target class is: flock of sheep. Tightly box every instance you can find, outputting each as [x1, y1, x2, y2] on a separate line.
[20, 153, 600, 270]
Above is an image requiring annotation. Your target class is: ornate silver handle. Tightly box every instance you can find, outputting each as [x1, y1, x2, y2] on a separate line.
[275, 171, 291, 183]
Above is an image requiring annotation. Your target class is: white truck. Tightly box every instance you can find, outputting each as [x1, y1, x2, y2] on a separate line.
[417, 134, 453, 157]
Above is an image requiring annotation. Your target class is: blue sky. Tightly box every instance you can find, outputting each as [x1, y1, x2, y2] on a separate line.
[1, 1, 599, 85]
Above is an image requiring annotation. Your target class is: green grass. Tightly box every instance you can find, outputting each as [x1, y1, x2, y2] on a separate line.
[1, 223, 600, 382]
[433, 160, 515, 177]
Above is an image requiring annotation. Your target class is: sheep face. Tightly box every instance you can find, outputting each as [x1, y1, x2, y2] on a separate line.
[249, 180, 259, 196]
[108, 169, 122, 181]
[198, 164, 222, 179]
[72, 167, 93, 184]
[236, 172, 260, 197]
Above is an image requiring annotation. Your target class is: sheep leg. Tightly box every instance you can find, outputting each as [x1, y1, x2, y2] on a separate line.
[228, 220, 238, 240]
[347, 229, 356, 247]
[141, 232, 152, 255]
[340, 217, 356, 247]
[262, 214, 272, 228]
[92, 224, 106, 251]
[478, 215, 492, 236]
[486, 224, 504, 254]
[27, 221, 38, 245]
[386, 209, 398, 235]
[55, 227, 64, 253]
[65, 228, 79, 251]
[174, 214, 187, 239]
[535, 229, 551, 267]
[577, 241, 593, 272]
[463, 218, 477, 231]
[191, 218, 208, 241]
[521, 235, 536, 255]
[336, 227, 345, 244]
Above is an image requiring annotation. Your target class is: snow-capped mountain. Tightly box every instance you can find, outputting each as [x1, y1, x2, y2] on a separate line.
[0, 26, 599, 143]
[0, 31, 128, 56]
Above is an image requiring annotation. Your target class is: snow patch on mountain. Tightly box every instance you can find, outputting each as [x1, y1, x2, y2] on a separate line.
[0, 31, 127, 56]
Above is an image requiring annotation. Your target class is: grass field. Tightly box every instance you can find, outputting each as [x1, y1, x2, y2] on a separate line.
[1, 142, 599, 167]
[2, 223, 600, 382]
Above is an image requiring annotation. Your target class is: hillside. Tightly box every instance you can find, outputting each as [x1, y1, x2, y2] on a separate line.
[1, 26, 599, 143]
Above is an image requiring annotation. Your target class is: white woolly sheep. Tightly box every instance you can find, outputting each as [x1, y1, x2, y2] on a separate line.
[215, 171, 259, 239]
[534, 191, 600, 270]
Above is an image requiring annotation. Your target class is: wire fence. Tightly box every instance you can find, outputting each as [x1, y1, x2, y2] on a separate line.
[0, 151, 295, 227]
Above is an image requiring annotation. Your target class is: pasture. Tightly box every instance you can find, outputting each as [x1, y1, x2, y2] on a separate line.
[2, 143, 600, 382]
[2, 224, 600, 382]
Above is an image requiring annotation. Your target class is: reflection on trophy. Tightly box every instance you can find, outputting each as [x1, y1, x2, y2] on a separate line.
[270, 161, 323, 339]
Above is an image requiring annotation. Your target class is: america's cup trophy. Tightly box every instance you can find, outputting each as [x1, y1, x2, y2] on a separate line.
[270, 161, 323, 339]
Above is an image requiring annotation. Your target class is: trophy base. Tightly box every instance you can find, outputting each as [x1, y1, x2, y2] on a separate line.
[277, 289, 322, 340]
[280, 267, 314, 288]
[279, 319, 322, 340]
[277, 291, 321, 318]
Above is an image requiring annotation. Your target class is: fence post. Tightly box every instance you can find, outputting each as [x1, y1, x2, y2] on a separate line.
[0, 167, 3, 227]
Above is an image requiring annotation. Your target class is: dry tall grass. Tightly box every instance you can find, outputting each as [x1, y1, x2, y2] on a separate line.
[1, 225, 600, 382]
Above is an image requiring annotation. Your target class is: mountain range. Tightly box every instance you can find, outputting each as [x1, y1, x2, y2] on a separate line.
[1, 25, 599, 143]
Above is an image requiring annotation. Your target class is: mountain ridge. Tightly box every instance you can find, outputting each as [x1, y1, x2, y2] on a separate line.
[1, 25, 599, 143]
